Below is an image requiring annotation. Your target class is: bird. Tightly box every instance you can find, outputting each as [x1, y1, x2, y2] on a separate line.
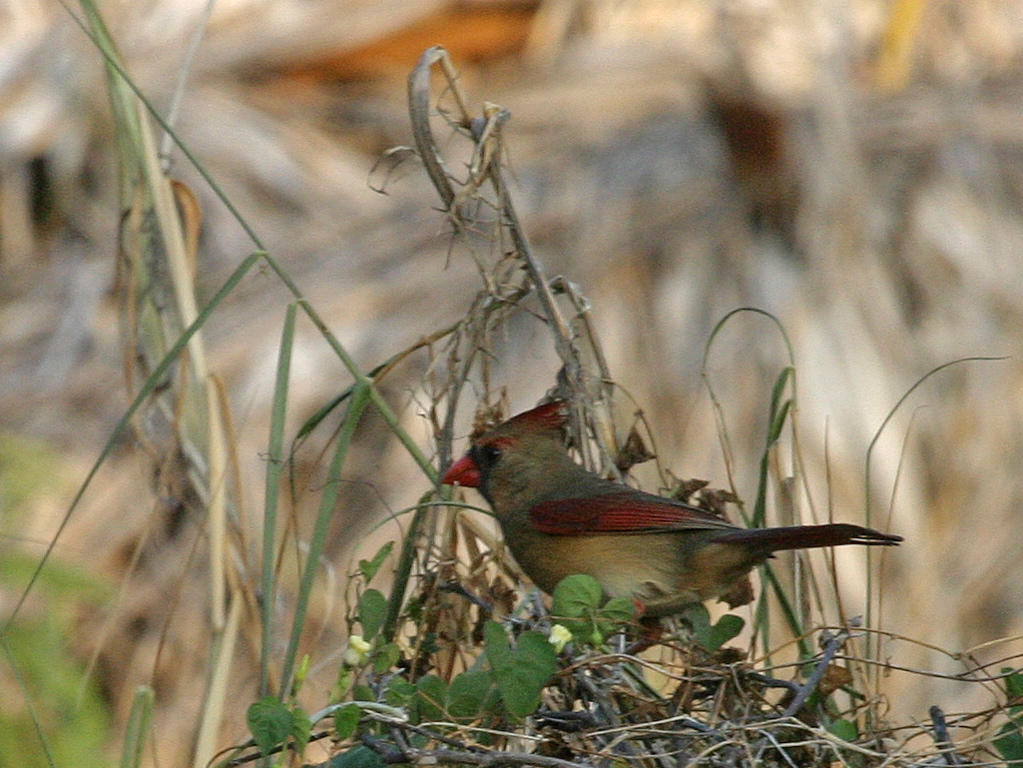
[441, 399, 901, 618]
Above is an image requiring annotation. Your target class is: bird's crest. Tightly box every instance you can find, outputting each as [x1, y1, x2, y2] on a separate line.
[499, 399, 570, 436]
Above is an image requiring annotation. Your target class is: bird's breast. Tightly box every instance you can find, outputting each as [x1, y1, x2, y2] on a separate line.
[500, 526, 766, 616]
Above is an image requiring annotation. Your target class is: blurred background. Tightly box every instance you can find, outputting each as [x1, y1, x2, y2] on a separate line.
[3, 0, 1023, 764]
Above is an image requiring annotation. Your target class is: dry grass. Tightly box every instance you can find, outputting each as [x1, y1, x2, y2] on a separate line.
[3, 0, 1023, 766]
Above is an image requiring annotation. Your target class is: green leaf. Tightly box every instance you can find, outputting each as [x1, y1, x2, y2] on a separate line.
[679, 604, 743, 652]
[484, 622, 557, 717]
[995, 720, 1023, 766]
[551, 575, 603, 618]
[247, 696, 294, 756]
[765, 366, 794, 446]
[600, 598, 637, 623]
[353, 684, 374, 702]
[826, 718, 859, 742]
[332, 667, 353, 702]
[446, 670, 494, 721]
[501, 632, 557, 716]
[384, 678, 416, 707]
[294, 653, 311, 692]
[705, 614, 745, 652]
[558, 617, 592, 644]
[333, 704, 361, 741]
[550, 578, 635, 648]
[768, 398, 792, 445]
[359, 542, 394, 583]
[680, 604, 712, 636]
[326, 745, 386, 768]
[291, 707, 313, 754]
[1005, 668, 1023, 700]
[358, 589, 388, 640]
[373, 642, 401, 673]
[414, 675, 447, 722]
[120, 685, 154, 768]
[996, 670, 1023, 768]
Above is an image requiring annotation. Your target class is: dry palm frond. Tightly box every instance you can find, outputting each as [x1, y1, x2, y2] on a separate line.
[4, 1, 1023, 766]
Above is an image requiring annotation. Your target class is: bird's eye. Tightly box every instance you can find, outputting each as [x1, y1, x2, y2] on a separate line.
[478, 443, 502, 466]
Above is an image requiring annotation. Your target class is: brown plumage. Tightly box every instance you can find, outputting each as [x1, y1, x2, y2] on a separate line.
[442, 400, 902, 616]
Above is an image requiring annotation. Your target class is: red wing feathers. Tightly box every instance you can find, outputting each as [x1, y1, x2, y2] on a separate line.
[528, 490, 737, 535]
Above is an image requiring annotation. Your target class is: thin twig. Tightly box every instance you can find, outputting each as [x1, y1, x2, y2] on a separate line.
[407, 47, 460, 209]
[406, 46, 591, 412]
[782, 628, 849, 718]
[414, 748, 590, 768]
[929, 706, 965, 766]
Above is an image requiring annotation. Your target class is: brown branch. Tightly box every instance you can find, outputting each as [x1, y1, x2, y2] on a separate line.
[781, 629, 849, 718]
[424, 749, 589, 768]
[929, 706, 965, 766]
[406, 46, 608, 433]
[407, 46, 464, 209]
[366, 743, 589, 768]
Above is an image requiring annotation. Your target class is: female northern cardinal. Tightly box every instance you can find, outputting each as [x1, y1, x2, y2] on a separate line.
[442, 400, 901, 617]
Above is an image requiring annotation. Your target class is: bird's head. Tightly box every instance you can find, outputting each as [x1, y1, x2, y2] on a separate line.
[441, 400, 572, 510]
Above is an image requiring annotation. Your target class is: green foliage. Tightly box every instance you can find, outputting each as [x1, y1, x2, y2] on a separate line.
[326, 538, 561, 751]
[372, 643, 401, 674]
[0, 610, 112, 768]
[337, 617, 556, 731]
[826, 717, 859, 742]
[679, 604, 745, 652]
[358, 542, 394, 583]
[333, 704, 361, 742]
[246, 696, 311, 757]
[120, 686, 155, 768]
[551, 574, 636, 646]
[383, 677, 416, 708]
[483, 621, 558, 717]
[357, 589, 388, 640]
[326, 745, 386, 768]
[445, 670, 497, 720]
[413, 675, 447, 722]
[824, 718, 864, 768]
[995, 669, 1023, 766]
[0, 435, 113, 768]
[409, 670, 499, 724]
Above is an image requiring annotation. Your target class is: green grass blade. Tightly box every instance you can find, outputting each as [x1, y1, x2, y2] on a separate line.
[119, 686, 154, 768]
[863, 355, 1006, 665]
[702, 309, 805, 657]
[382, 495, 430, 644]
[279, 384, 372, 697]
[260, 303, 298, 697]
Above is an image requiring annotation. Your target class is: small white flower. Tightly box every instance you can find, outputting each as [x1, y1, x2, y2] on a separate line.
[344, 635, 372, 666]
[548, 624, 572, 653]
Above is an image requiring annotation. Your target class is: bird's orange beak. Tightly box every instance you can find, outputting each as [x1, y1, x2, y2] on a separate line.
[442, 454, 481, 487]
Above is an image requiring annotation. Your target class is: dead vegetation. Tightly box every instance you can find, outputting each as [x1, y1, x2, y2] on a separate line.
[3, 1, 1023, 766]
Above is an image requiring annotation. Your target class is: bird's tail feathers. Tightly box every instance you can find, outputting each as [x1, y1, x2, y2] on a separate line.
[714, 523, 901, 552]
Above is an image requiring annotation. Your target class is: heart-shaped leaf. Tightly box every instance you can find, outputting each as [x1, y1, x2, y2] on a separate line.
[484, 622, 557, 717]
